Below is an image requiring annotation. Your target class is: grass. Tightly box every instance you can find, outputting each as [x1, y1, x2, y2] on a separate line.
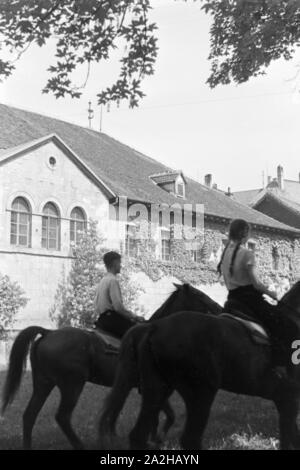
[0, 372, 280, 450]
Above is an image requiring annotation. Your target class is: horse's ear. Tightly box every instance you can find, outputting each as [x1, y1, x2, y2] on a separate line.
[173, 282, 183, 290]
[183, 283, 190, 290]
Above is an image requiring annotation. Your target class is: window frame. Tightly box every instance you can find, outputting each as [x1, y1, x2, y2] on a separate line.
[160, 227, 171, 261]
[41, 202, 61, 251]
[10, 197, 32, 248]
[70, 207, 87, 247]
[125, 223, 138, 258]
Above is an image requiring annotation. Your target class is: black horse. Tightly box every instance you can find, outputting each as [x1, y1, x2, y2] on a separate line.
[100, 281, 300, 450]
[1, 283, 220, 449]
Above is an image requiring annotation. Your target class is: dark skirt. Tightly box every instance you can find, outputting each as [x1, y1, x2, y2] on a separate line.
[227, 284, 293, 365]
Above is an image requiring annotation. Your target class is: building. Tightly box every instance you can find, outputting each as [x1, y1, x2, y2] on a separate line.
[234, 165, 300, 229]
[0, 103, 300, 337]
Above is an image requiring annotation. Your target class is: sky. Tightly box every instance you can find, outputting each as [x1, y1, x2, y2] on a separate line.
[1, 0, 300, 191]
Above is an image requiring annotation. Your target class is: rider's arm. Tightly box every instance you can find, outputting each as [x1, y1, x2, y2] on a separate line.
[109, 279, 136, 320]
[245, 251, 277, 300]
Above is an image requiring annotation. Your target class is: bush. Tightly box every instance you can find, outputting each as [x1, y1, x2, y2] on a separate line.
[0, 273, 28, 337]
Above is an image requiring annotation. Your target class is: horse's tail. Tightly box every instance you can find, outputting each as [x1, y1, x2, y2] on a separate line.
[99, 323, 151, 437]
[2, 326, 50, 414]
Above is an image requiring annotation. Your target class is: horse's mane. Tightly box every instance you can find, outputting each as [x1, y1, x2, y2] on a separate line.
[150, 283, 223, 321]
[187, 284, 223, 314]
[150, 286, 179, 320]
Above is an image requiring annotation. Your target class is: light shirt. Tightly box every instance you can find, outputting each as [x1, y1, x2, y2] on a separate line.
[221, 242, 255, 291]
[94, 272, 124, 315]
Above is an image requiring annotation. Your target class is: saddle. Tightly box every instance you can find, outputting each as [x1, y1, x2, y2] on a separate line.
[92, 328, 121, 353]
[221, 299, 270, 346]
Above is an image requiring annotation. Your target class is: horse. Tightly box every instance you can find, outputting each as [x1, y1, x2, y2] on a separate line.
[100, 281, 300, 450]
[1, 283, 221, 449]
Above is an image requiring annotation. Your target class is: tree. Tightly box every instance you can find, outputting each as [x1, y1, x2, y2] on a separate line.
[1, 1, 299, 107]
[0, 273, 28, 337]
[50, 219, 144, 328]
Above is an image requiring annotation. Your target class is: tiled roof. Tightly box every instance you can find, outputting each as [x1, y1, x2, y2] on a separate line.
[234, 179, 300, 207]
[0, 103, 299, 235]
[254, 190, 300, 215]
[233, 188, 262, 205]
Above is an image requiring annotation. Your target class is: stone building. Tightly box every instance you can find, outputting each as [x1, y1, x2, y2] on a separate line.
[234, 165, 300, 229]
[0, 103, 300, 339]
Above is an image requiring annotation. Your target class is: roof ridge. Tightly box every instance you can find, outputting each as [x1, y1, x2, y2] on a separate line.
[0, 101, 176, 173]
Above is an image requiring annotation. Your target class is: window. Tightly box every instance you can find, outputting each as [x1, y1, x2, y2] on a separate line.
[49, 156, 57, 168]
[185, 239, 201, 263]
[42, 202, 60, 250]
[125, 224, 137, 257]
[70, 207, 86, 246]
[161, 229, 171, 261]
[175, 177, 185, 198]
[190, 247, 201, 263]
[176, 182, 184, 197]
[272, 246, 280, 271]
[10, 197, 31, 247]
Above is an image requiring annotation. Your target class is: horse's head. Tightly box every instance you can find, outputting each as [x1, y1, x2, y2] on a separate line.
[150, 282, 223, 321]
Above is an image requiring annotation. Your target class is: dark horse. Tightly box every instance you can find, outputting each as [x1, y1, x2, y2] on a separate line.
[1, 283, 221, 449]
[100, 281, 300, 450]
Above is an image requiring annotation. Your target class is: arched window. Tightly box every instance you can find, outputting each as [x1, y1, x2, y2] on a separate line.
[10, 197, 31, 247]
[42, 202, 60, 250]
[70, 207, 86, 246]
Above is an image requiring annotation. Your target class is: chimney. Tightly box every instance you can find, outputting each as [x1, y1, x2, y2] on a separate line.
[204, 174, 212, 188]
[212, 183, 218, 190]
[225, 187, 233, 197]
[267, 175, 272, 185]
[277, 165, 284, 190]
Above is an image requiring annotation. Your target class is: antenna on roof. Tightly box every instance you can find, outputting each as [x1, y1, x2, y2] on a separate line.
[88, 101, 94, 129]
[262, 170, 265, 188]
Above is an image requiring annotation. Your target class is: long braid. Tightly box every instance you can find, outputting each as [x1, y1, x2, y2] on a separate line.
[217, 241, 230, 275]
[229, 242, 241, 277]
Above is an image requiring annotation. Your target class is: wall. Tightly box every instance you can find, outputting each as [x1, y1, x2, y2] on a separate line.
[0, 140, 111, 330]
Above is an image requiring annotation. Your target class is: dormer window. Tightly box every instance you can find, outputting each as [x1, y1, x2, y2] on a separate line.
[175, 175, 185, 198]
[150, 171, 186, 198]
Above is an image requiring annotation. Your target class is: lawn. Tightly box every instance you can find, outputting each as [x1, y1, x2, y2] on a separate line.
[0, 371, 281, 450]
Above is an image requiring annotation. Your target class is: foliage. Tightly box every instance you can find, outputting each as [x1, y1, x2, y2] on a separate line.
[1, 1, 300, 106]
[50, 219, 144, 328]
[0, 0, 157, 107]
[204, 0, 300, 88]
[0, 273, 28, 336]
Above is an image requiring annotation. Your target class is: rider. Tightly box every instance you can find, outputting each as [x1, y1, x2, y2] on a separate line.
[217, 218, 292, 374]
[94, 251, 144, 338]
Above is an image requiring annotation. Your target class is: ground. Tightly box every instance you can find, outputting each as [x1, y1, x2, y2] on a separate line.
[0, 372, 281, 450]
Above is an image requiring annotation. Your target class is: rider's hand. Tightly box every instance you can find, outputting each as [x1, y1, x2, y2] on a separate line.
[267, 290, 278, 301]
[133, 315, 145, 323]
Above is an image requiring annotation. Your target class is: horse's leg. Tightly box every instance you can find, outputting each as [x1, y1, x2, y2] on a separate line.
[149, 400, 175, 445]
[129, 386, 171, 450]
[275, 394, 299, 450]
[23, 378, 54, 449]
[129, 360, 172, 451]
[179, 385, 217, 450]
[56, 379, 85, 450]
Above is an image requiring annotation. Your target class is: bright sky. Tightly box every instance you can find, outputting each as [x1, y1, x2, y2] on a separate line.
[1, 0, 300, 191]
